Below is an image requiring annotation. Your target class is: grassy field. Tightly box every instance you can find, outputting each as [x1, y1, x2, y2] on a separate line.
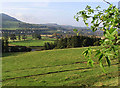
[2, 28, 21, 30]
[9, 37, 55, 46]
[2, 47, 119, 86]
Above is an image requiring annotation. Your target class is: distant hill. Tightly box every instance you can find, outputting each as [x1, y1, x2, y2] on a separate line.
[0, 13, 73, 31]
[0, 13, 103, 36]
[0, 13, 22, 28]
[1, 13, 21, 22]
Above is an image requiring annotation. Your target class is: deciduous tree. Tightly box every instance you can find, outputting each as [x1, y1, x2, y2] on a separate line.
[74, 0, 120, 72]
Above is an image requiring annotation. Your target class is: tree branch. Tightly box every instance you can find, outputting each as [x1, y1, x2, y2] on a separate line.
[103, 0, 112, 5]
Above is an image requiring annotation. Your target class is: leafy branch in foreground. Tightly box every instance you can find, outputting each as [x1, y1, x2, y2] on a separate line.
[73, 29, 80, 36]
[74, 2, 120, 72]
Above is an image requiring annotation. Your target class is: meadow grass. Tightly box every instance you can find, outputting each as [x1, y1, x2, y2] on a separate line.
[2, 47, 119, 86]
[9, 36, 55, 46]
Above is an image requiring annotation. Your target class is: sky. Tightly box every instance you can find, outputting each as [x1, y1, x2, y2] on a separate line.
[1, 0, 120, 27]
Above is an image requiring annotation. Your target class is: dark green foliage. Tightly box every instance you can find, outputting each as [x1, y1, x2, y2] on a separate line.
[71, 36, 81, 47]
[4, 39, 9, 52]
[44, 42, 56, 50]
[2, 39, 9, 53]
[56, 36, 100, 49]
[19, 47, 32, 52]
[44, 42, 50, 50]
[10, 34, 16, 41]
[93, 41, 100, 46]
[82, 39, 87, 47]
[56, 38, 67, 49]
[1, 38, 31, 53]
[32, 33, 41, 40]
[43, 35, 100, 50]
[118, 33, 120, 36]
[10, 46, 19, 52]
[3, 33, 9, 40]
[10, 46, 31, 52]
[2, 39, 4, 53]
[18, 34, 21, 40]
[67, 37, 72, 48]
[22, 34, 27, 41]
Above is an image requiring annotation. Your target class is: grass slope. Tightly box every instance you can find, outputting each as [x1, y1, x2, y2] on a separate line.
[2, 47, 119, 86]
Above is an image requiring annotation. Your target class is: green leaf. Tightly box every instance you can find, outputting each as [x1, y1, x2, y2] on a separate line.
[109, 27, 116, 33]
[82, 50, 88, 56]
[87, 59, 94, 67]
[73, 29, 78, 32]
[105, 56, 111, 67]
[77, 33, 79, 36]
[96, 5, 101, 9]
[85, 23, 89, 27]
[100, 62, 106, 73]
[116, 40, 120, 43]
[95, 50, 101, 57]
[99, 53, 104, 61]
[105, 30, 115, 40]
[74, 16, 76, 19]
[105, 53, 114, 56]
[76, 17, 79, 21]
[111, 29, 118, 35]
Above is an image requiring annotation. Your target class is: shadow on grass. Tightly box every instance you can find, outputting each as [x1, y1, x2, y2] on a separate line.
[2, 52, 25, 57]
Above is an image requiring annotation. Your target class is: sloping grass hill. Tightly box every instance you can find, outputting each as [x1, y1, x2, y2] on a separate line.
[2, 47, 119, 86]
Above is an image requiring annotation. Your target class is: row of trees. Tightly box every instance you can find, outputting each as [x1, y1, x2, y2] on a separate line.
[44, 35, 101, 50]
[3, 34, 27, 41]
[44, 42, 56, 50]
[1, 39, 31, 53]
[3, 33, 42, 41]
[32, 33, 41, 40]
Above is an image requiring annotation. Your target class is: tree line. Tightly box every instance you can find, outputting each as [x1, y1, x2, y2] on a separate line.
[1, 33, 42, 53]
[44, 35, 101, 50]
[3, 33, 41, 41]
[1, 39, 31, 53]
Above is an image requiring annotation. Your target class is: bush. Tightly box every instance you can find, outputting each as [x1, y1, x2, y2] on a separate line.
[10, 47, 19, 52]
[44, 42, 56, 50]
[10, 46, 32, 52]
[19, 47, 31, 52]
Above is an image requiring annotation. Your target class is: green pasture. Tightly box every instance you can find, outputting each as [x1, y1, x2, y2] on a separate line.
[2, 28, 20, 30]
[2, 47, 119, 86]
[9, 36, 55, 46]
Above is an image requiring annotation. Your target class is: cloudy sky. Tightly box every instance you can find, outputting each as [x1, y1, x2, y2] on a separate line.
[1, 0, 119, 27]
